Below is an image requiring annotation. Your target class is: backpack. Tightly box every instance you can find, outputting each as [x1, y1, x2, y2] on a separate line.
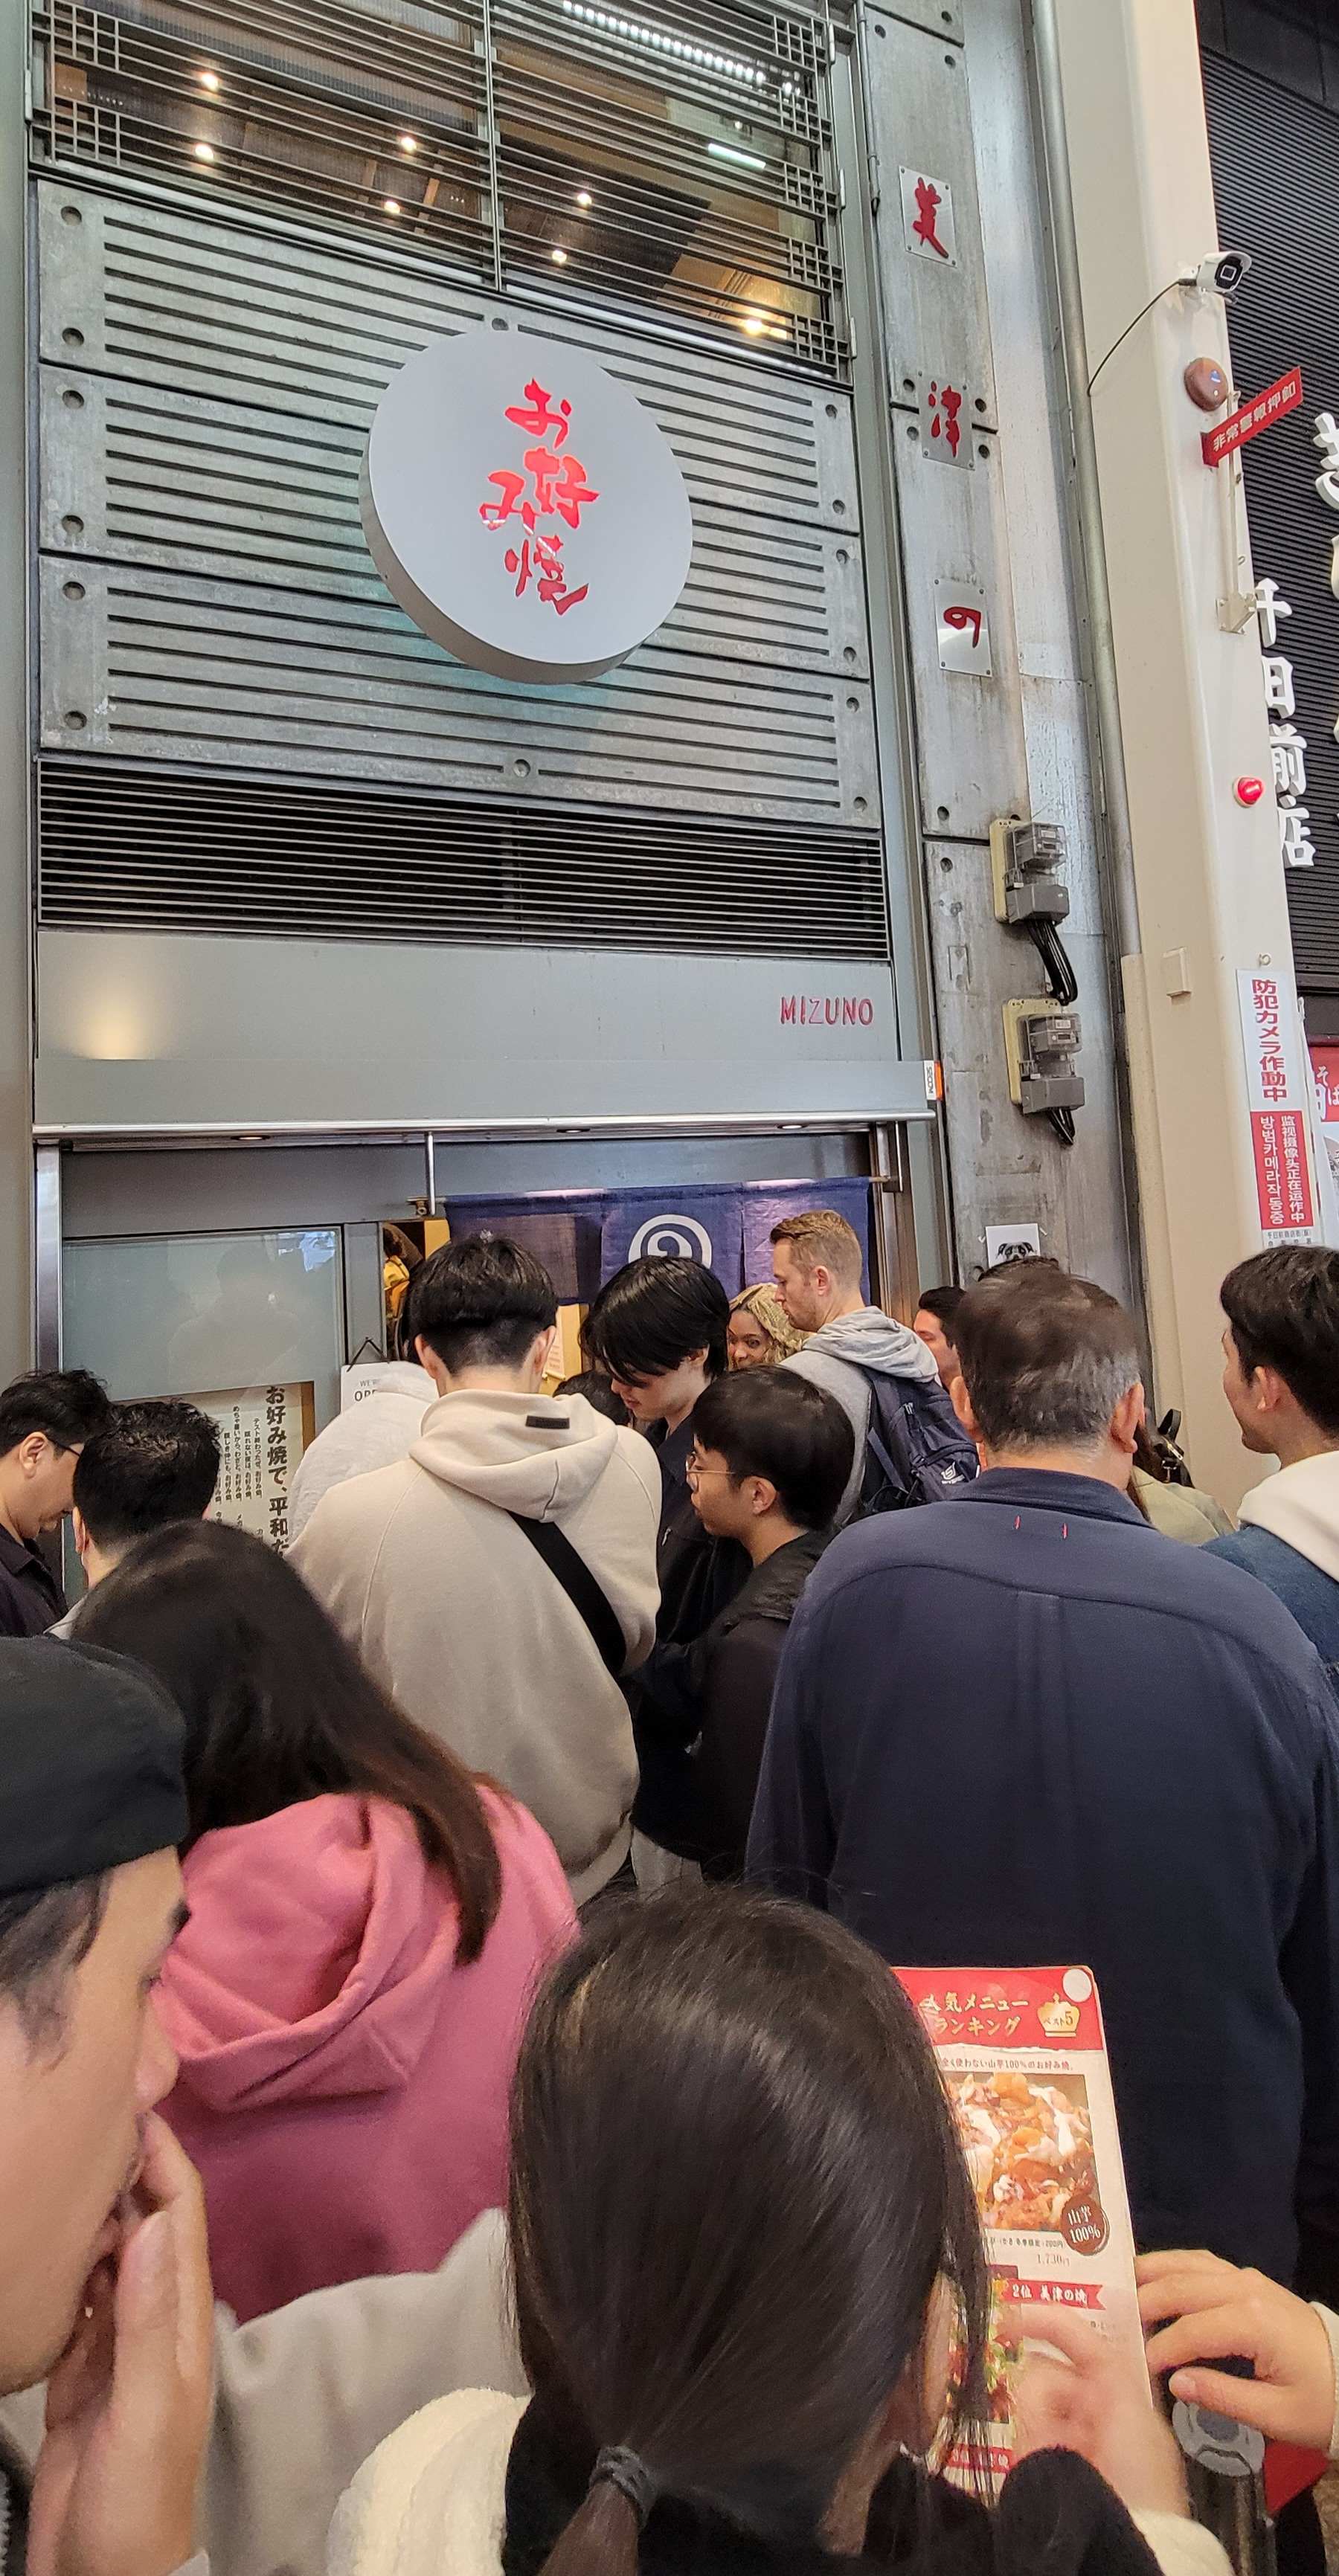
[854, 1366, 979, 1515]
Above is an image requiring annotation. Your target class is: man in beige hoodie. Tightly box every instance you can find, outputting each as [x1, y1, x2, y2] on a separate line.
[291, 1237, 660, 1904]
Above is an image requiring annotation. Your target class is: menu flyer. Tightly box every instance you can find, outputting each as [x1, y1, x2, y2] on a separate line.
[896, 1965, 1147, 2490]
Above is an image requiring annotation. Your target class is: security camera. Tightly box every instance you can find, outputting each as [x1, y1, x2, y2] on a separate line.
[1191, 250, 1252, 300]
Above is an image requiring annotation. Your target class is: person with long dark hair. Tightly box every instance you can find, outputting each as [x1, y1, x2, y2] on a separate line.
[332, 1888, 1208, 2576]
[78, 1519, 575, 2323]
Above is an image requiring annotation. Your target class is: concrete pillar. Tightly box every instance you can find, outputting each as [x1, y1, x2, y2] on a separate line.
[1047, 0, 1308, 1510]
[0, 0, 33, 1379]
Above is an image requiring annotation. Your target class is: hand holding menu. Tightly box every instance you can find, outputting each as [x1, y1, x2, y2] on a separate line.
[897, 1965, 1149, 2490]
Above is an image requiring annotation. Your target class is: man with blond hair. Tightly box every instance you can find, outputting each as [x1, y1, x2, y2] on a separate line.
[771, 1208, 970, 1522]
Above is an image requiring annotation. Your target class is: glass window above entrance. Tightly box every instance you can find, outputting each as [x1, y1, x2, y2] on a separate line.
[32, 0, 844, 367]
[62, 1227, 344, 1429]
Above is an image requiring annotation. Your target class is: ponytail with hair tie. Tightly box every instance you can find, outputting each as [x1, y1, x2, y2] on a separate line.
[590, 2449, 660, 2526]
[536, 2448, 661, 2576]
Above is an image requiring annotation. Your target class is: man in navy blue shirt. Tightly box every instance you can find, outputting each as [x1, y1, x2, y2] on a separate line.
[749, 1261, 1339, 2292]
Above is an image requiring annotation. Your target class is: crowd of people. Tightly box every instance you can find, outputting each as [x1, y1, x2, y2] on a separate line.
[2, 1216, 1339, 2576]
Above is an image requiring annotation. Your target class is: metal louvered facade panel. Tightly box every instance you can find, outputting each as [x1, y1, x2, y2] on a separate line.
[31, 0, 844, 370]
[36, 173, 880, 850]
[41, 561, 876, 817]
[38, 369, 868, 674]
[38, 759, 890, 955]
[36, 187, 855, 518]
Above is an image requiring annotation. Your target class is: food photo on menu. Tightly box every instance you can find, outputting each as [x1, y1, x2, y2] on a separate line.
[896, 1967, 1146, 2488]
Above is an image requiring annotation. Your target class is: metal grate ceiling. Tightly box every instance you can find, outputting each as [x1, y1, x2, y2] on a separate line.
[38, 758, 892, 956]
[31, 0, 844, 369]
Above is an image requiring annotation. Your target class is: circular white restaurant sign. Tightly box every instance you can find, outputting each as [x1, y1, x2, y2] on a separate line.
[360, 328, 694, 684]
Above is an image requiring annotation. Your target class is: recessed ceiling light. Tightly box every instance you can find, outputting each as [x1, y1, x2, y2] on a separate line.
[398, 132, 417, 152]
[550, 246, 568, 263]
[575, 187, 593, 208]
[197, 68, 219, 90]
[707, 138, 766, 170]
[193, 141, 216, 161]
[382, 196, 402, 213]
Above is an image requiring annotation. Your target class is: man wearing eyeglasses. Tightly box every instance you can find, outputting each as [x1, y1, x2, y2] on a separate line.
[0, 1371, 113, 1635]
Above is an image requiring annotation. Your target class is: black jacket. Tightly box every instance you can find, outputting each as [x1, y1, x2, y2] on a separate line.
[652, 1418, 749, 1646]
[501, 2398, 1163, 2576]
[630, 1417, 748, 1847]
[0, 1526, 65, 1638]
[748, 1468, 1339, 2286]
[639, 1530, 831, 1875]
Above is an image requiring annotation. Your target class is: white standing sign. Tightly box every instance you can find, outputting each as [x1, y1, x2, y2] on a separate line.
[362, 329, 694, 685]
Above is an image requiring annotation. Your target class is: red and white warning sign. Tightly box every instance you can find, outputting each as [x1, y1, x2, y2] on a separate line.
[1201, 366, 1303, 468]
[1236, 967, 1317, 1242]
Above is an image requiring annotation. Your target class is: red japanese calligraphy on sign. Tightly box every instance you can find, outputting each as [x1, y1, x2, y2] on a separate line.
[912, 175, 950, 258]
[926, 377, 963, 460]
[1201, 365, 1303, 468]
[1237, 970, 1317, 1241]
[479, 376, 600, 616]
[362, 326, 693, 683]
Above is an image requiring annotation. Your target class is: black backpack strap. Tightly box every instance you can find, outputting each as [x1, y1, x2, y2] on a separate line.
[856, 1368, 913, 1510]
[507, 1513, 627, 1678]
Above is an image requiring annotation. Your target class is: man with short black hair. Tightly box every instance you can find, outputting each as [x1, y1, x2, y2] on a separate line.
[1207, 1248, 1339, 1695]
[583, 1256, 739, 1643]
[0, 1371, 112, 1636]
[636, 1368, 852, 1877]
[582, 1258, 747, 1878]
[293, 1237, 661, 1902]
[53, 1402, 221, 1634]
[912, 1284, 964, 1390]
[750, 1260, 1339, 2284]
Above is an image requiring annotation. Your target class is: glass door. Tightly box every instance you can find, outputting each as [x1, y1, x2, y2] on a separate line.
[62, 1226, 346, 1548]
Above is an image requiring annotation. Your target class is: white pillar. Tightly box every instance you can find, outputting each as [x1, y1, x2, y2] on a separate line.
[1048, 0, 1309, 1512]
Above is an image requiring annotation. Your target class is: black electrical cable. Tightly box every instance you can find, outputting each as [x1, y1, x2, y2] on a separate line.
[1019, 918, 1079, 1144]
[1027, 915, 1079, 1008]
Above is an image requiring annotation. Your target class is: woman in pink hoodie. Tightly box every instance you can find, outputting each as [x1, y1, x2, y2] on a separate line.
[80, 1518, 577, 2322]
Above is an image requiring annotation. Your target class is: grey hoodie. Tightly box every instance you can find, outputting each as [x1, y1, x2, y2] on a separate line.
[291, 1390, 661, 1902]
[289, 1364, 437, 1544]
[784, 1305, 941, 1525]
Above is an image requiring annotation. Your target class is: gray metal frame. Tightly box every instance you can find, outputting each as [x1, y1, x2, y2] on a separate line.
[35, 1114, 924, 1358]
[829, 27, 952, 1289]
[33, 1144, 62, 1368]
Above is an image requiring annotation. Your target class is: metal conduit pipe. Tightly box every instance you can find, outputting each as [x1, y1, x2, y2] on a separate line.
[1026, 0, 1161, 1372]
[1027, 0, 1143, 971]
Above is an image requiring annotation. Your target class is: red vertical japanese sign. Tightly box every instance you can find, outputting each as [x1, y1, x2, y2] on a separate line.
[1236, 969, 1317, 1241]
[1201, 366, 1303, 467]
